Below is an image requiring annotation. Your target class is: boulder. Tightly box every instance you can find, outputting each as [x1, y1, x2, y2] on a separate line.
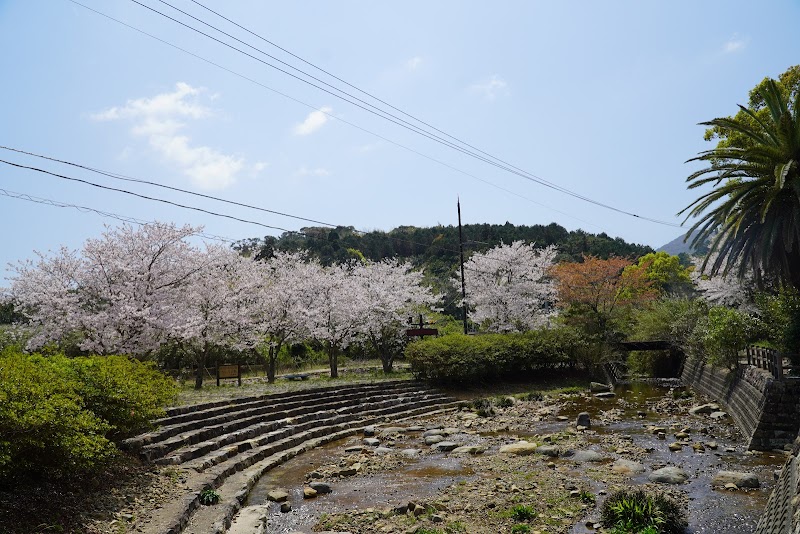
[267, 489, 289, 502]
[400, 448, 421, 458]
[594, 392, 616, 399]
[374, 447, 393, 455]
[363, 425, 376, 437]
[709, 411, 729, 420]
[611, 458, 646, 476]
[433, 441, 459, 452]
[536, 445, 560, 457]
[576, 412, 591, 429]
[711, 471, 760, 489]
[303, 487, 318, 499]
[649, 467, 689, 484]
[363, 438, 380, 447]
[590, 382, 611, 393]
[451, 445, 484, 455]
[423, 429, 445, 438]
[424, 435, 445, 445]
[344, 445, 365, 453]
[280, 502, 291, 513]
[309, 482, 332, 494]
[499, 441, 538, 455]
[689, 403, 720, 416]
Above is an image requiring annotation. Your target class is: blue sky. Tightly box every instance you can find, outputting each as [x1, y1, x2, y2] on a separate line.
[1, 0, 799, 282]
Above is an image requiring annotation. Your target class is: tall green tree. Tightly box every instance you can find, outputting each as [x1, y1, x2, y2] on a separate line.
[681, 77, 800, 289]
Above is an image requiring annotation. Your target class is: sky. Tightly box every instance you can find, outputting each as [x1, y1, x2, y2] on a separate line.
[1, 0, 800, 283]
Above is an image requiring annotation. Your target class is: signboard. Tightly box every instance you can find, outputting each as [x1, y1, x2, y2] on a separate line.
[406, 328, 439, 337]
[217, 363, 241, 386]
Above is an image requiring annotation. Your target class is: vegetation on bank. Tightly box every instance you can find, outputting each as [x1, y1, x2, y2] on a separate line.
[0, 349, 176, 481]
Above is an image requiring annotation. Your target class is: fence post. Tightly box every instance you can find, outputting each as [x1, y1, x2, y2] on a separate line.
[775, 351, 783, 379]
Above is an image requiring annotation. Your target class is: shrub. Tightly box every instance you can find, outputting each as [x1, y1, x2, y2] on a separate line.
[601, 489, 686, 534]
[405, 328, 584, 384]
[199, 487, 220, 505]
[702, 306, 757, 368]
[66, 355, 178, 439]
[0, 350, 114, 479]
[511, 525, 532, 534]
[0, 349, 178, 480]
[495, 396, 514, 408]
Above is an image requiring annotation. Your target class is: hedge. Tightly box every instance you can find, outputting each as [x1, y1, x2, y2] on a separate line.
[405, 328, 585, 384]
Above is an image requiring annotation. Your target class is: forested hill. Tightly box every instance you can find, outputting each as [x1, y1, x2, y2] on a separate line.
[233, 222, 653, 272]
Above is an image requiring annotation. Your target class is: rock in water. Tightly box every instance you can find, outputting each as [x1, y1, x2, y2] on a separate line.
[711, 471, 760, 488]
[499, 441, 538, 455]
[649, 466, 689, 484]
[267, 489, 289, 502]
[576, 412, 591, 429]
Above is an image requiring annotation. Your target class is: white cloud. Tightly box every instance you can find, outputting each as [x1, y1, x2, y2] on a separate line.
[723, 35, 748, 54]
[470, 75, 508, 100]
[293, 106, 333, 136]
[295, 166, 330, 177]
[406, 56, 423, 70]
[252, 161, 268, 172]
[92, 82, 244, 190]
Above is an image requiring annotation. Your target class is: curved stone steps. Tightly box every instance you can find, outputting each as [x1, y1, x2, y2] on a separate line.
[139, 384, 426, 462]
[125, 381, 418, 454]
[180, 402, 461, 534]
[157, 390, 448, 467]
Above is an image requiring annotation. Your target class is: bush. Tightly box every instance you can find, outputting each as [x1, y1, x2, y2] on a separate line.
[0, 350, 114, 479]
[702, 306, 757, 368]
[601, 489, 686, 534]
[66, 355, 178, 439]
[508, 504, 537, 521]
[405, 328, 585, 384]
[0, 349, 177, 480]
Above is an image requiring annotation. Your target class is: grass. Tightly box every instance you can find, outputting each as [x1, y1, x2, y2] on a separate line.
[175, 360, 412, 405]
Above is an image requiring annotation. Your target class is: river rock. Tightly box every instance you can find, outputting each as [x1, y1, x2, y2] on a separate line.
[689, 403, 720, 416]
[649, 466, 689, 484]
[709, 411, 729, 419]
[499, 441, 538, 455]
[380, 427, 406, 434]
[345, 445, 364, 453]
[267, 489, 289, 502]
[443, 427, 460, 435]
[309, 482, 332, 494]
[568, 450, 606, 463]
[590, 382, 611, 393]
[451, 445, 483, 455]
[611, 458, 646, 476]
[594, 392, 616, 399]
[425, 435, 445, 445]
[668, 442, 683, 452]
[374, 447, 393, 455]
[423, 429, 445, 438]
[433, 441, 459, 452]
[400, 448, 421, 458]
[536, 445, 560, 457]
[711, 471, 760, 488]
[576, 412, 591, 428]
[280, 502, 291, 513]
[363, 425, 376, 437]
[303, 487, 318, 499]
[363, 438, 380, 447]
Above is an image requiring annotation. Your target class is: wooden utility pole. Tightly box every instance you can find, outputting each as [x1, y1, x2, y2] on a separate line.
[458, 198, 468, 334]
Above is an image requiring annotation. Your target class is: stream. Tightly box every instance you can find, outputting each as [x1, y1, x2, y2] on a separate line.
[245, 382, 786, 533]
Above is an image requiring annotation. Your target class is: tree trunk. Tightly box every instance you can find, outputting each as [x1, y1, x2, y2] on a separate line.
[195, 342, 208, 389]
[267, 345, 277, 384]
[381, 356, 393, 373]
[328, 343, 339, 378]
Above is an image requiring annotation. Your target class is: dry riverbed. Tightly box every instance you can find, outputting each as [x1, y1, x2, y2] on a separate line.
[240, 383, 786, 534]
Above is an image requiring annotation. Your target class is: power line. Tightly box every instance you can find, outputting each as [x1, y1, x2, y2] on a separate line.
[0, 188, 235, 243]
[125, 0, 683, 228]
[65, 0, 609, 232]
[0, 145, 339, 229]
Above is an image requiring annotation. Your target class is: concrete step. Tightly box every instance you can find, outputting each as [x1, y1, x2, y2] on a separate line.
[139, 386, 437, 462]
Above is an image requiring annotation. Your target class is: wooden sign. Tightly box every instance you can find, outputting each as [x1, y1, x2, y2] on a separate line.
[217, 363, 241, 386]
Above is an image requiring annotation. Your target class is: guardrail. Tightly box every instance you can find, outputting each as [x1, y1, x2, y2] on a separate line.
[742, 345, 790, 379]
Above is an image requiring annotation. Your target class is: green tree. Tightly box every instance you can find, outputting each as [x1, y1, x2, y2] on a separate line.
[624, 252, 692, 296]
[681, 76, 800, 289]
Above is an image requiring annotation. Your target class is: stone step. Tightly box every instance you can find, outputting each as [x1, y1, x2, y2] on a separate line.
[181, 395, 455, 472]
[140, 386, 436, 462]
[172, 402, 461, 534]
[125, 381, 421, 453]
[156, 392, 449, 467]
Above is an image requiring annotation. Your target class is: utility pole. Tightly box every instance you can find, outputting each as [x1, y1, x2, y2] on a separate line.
[457, 197, 468, 334]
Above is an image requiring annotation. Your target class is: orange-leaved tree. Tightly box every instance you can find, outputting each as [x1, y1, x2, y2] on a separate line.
[550, 255, 658, 348]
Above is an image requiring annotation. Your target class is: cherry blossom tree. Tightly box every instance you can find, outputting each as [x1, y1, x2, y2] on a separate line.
[11, 223, 201, 355]
[250, 251, 320, 383]
[355, 259, 439, 372]
[307, 262, 366, 378]
[460, 242, 559, 332]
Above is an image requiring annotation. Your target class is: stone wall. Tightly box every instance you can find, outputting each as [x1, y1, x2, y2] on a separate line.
[756, 438, 800, 533]
[681, 358, 800, 450]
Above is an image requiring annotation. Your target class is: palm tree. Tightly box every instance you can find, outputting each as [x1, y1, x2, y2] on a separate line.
[680, 79, 800, 289]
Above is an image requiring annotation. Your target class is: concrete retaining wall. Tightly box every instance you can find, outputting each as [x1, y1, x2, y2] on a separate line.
[756, 438, 800, 534]
[681, 358, 800, 450]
